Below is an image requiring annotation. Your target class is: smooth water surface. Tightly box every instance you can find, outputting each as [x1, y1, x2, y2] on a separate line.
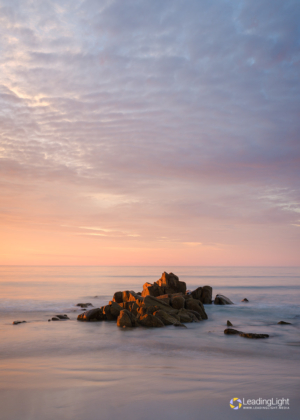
[0, 266, 300, 420]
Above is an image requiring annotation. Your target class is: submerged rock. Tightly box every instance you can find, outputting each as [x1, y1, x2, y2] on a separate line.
[241, 298, 249, 302]
[214, 294, 233, 305]
[278, 321, 292, 325]
[76, 303, 93, 308]
[13, 321, 26, 325]
[227, 320, 233, 326]
[224, 328, 269, 339]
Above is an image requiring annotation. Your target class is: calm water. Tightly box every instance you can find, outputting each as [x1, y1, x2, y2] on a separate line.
[0, 266, 300, 420]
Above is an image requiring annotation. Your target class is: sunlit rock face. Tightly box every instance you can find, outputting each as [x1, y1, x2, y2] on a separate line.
[77, 272, 211, 328]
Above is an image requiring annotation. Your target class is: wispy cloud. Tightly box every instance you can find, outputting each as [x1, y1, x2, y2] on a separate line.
[0, 0, 299, 265]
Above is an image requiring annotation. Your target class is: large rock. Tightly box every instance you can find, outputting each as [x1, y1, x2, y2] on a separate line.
[201, 286, 213, 304]
[177, 309, 193, 323]
[103, 304, 119, 320]
[155, 272, 186, 295]
[143, 295, 178, 314]
[139, 314, 164, 328]
[141, 282, 164, 298]
[77, 308, 106, 321]
[214, 294, 233, 305]
[153, 310, 184, 327]
[171, 295, 185, 310]
[122, 290, 144, 304]
[113, 291, 123, 304]
[185, 298, 208, 319]
[117, 310, 133, 328]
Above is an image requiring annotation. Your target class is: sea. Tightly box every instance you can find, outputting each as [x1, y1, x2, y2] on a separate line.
[0, 266, 299, 420]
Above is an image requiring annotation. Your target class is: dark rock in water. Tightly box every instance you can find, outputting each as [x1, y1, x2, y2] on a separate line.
[241, 298, 249, 302]
[52, 317, 60, 321]
[48, 319, 51, 322]
[224, 328, 242, 335]
[224, 328, 269, 339]
[227, 320, 233, 326]
[278, 321, 292, 325]
[13, 321, 26, 325]
[76, 303, 93, 308]
[185, 298, 208, 319]
[77, 308, 106, 322]
[240, 332, 269, 339]
[214, 294, 233, 305]
[55, 314, 70, 320]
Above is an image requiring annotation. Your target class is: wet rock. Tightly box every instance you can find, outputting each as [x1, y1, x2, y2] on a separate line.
[12, 321, 26, 325]
[76, 303, 93, 308]
[224, 328, 269, 339]
[241, 298, 249, 302]
[77, 308, 106, 321]
[278, 321, 292, 325]
[227, 320, 233, 326]
[52, 317, 60, 321]
[214, 294, 233, 305]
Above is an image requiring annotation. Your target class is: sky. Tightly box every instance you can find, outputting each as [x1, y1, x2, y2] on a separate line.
[0, 0, 299, 266]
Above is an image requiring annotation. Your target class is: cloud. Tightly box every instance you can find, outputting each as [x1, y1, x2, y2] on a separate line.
[0, 0, 299, 264]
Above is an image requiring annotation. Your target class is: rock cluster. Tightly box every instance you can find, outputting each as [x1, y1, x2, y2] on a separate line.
[78, 272, 210, 328]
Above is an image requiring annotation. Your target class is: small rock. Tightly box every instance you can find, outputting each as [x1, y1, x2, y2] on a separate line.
[224, 328, 242, 335]
[278, 321, 291, 325]
[12, 321, 26, 325]
[224, 328, 269, 339]
[55, 314, 70, 320]
[227, 320, 233, 326]
[241, 298, 249, 302]
[240, 333, 269, 339]
[214, 294, 233, 305]
[52, 317, 60, 321]
[76, 303, 93, 308]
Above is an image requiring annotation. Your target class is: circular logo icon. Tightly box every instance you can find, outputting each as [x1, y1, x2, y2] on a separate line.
[230, 398, 242, 410]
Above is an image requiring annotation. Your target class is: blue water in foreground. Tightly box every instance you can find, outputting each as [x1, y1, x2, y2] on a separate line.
[0, 266, 300, 420]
